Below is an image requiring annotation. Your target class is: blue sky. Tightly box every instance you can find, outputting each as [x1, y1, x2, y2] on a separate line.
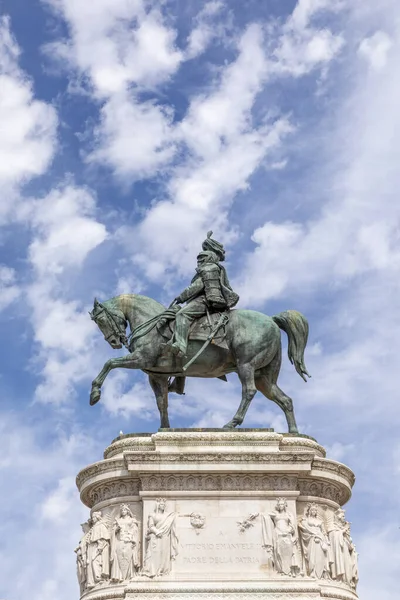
[1, 0, 399, 598]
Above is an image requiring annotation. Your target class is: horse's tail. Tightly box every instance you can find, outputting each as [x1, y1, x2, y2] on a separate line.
[272, 310, 311, 382]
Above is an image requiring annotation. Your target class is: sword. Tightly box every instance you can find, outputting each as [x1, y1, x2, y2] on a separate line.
[182, 313, 228, 372]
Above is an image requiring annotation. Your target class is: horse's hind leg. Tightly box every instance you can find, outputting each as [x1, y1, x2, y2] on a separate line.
[255, 351, 299, 434]
[149, 375, 170, 429]
[223, 364, 257, 429]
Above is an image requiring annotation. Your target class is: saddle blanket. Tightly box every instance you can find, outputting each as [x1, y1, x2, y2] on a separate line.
[160, 310, 230, 350]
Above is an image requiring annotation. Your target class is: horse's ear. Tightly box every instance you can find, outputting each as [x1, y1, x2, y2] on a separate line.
[94, 297, 100, 308]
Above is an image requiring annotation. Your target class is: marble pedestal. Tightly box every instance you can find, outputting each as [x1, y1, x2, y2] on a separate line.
[76, 430, 359, 600]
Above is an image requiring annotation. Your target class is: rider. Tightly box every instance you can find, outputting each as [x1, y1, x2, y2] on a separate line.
[170, 232, 239, 358]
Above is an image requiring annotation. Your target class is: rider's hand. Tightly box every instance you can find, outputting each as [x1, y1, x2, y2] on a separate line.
[168, 298, 180, 309]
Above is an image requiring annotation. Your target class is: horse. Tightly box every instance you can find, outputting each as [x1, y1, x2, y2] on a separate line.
[89, 294, 310, 432]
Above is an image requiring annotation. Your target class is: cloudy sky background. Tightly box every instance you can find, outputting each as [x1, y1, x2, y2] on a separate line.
[1, 0, 399, 598]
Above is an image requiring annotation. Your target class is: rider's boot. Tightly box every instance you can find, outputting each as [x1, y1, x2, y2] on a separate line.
[171, 313, 191, 357]
[168, 377, 186, 395]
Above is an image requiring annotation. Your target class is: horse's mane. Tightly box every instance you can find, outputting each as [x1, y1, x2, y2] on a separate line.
[105, 294, 165, 316]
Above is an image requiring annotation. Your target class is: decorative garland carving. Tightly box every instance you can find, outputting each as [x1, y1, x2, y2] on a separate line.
[125, 595, 319, 600]
[125, 585, 319, 594]
[298, 479, 347, 504]
[126, 452, 314, 464]
[140, 474, 298, 492]
[154, 432, 282, 442]
[89, 479, 141, 505]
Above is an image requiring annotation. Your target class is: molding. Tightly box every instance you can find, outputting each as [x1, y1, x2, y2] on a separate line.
[77, 459, 126, 489]
[88, 478, 141, 505]
[125, 595, 319, 600]
[125, 586, 320, 593]
[139, 474, 298, 492]
[125, 452, 314, 464]
[298, 479, 350, 505]
[311, 459, 355, 487]
[139, 491, 301, 498]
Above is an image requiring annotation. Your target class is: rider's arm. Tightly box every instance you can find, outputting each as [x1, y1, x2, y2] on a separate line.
[176, 276, 204, 303]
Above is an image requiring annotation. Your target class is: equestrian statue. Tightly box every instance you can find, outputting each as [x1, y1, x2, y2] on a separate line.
[89, 232, 311, 432]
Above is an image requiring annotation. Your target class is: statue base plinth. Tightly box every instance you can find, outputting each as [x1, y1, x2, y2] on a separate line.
[76, 431, 359, 600]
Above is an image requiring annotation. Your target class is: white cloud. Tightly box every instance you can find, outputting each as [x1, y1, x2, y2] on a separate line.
[0, 414, 99, 600]
[186, 1, 228, 59]
[101, 370, 158, 420]
[357, 526, 400, 600]
[129, 24, 293, 280]
[0, 16, 57, 222]
[22, 185, 109, 404]
[236, 14, 400, 306]
[271, 0, 344, 77]
[26, 186, 108, 276]
[45, 0, 182, 95]
[88, 91, 175, 181]
[358, 30, 393, 70]
[44, 0, 182, 179]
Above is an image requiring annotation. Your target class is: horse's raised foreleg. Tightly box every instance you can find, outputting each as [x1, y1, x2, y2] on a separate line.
[223, 364, 257, 429]
[149, 375, 170, 429]
[90, 354, 140, 406]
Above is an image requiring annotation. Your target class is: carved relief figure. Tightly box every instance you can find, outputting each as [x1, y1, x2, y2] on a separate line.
[75, 520, 91, 593]
[86, 511, 111, 589]
[298, 503, 330, 579]
[346, 532, 359, 589]
[327, 508, 357, 586]
[110, 504, 140, 582]
[261, 498, 301, 576]
[142, 498, 178, 577]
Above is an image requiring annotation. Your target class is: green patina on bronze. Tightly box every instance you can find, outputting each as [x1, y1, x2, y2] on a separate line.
[89, 232, 311, 433]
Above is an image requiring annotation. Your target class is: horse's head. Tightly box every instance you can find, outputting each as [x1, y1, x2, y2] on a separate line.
[89, 298, 128, 350]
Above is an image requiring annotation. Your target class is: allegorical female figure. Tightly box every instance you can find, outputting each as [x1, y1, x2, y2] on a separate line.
[86, 511, 111, 588]
[298, 503, 330, 579]
[142, 498, 179, 577]
[327, 508, 352, 583]
[347, 532, 359, 589]
[261, 498, 301, 576]
[110, 504, 140, 582]
[75, 520, 91, 593]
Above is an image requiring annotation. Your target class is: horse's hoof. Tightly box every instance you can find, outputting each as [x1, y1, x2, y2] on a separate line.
[90, 389, 101, 405]
[223, 422, 237, 430]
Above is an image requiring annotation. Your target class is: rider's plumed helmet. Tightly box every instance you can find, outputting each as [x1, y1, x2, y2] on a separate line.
[202, 231, 225, 261]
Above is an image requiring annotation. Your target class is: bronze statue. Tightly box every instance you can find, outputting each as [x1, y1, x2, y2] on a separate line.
[89, 232, 310, 431]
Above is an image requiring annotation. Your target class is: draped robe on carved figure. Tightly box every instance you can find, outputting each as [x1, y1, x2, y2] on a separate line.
[110, 504, 140, 582]
[143, 499, 179, 577]
[261, 498, 301, 576]
[75, 520, 91, 593]
[86, 511, 111, 588]
[298, 504, 330, 579]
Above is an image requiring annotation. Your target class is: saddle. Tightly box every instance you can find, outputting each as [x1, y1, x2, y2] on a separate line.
[157, 310, 229, 350]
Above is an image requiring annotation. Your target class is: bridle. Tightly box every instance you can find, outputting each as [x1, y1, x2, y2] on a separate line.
[91, 303, 129, 349]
